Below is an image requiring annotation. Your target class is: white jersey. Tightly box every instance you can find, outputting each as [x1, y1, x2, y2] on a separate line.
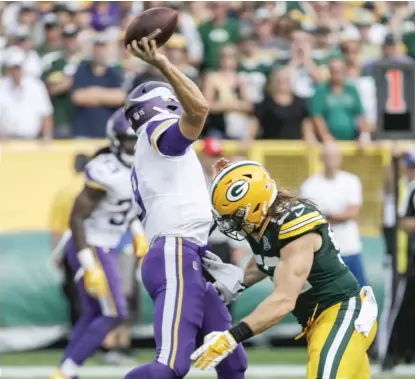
[131, 114, 212, 245]
[84, 152, 136, 248]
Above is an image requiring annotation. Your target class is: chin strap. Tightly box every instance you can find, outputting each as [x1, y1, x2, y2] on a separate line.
[209, 220, 218, 236]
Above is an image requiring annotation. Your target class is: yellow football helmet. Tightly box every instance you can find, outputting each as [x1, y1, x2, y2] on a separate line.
[210, 160, 277, 240]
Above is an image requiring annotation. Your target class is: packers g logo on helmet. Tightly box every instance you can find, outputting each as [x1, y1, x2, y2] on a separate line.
[226, 180, 249, 202]
[210, 160, 278, 240]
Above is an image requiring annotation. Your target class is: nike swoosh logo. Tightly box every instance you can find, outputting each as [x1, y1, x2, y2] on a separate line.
[295, 209, 305, 217]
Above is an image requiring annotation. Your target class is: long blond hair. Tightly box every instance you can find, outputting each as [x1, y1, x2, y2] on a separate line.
[270, 189, 314, 215]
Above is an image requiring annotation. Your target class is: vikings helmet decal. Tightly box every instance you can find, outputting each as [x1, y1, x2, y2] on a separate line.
[124, 81, 183, 133]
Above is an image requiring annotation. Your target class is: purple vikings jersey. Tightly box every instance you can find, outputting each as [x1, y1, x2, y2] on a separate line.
[127, 83, 212, 245]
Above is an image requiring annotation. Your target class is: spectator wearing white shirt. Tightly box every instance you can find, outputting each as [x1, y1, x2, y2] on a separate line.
[300, 142, 367, 287]
[0, 46, 53, 140]
[6, 24, 43, 78]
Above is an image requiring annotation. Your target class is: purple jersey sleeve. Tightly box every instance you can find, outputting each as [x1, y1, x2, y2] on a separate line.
[146, 117, 194, 156]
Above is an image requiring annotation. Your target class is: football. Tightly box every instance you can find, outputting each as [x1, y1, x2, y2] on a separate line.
[124, 7, 179, 48]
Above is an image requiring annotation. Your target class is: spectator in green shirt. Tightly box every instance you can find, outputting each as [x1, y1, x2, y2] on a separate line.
[238, 30, 272, 103]
[37, 13, 63, 58]
[42, 24, 82, 138]
[311, 58, 372, 143]
[198, 3, 240, 72]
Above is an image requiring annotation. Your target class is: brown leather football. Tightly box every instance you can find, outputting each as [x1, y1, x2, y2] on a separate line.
[124, 7, 179, 48]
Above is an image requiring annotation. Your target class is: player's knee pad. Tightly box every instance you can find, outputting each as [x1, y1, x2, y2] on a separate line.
[124, 361, 178, 379]
[216, 344, 248, 377]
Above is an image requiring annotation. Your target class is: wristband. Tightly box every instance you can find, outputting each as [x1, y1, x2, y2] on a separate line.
[229, 322, 254, 343]
[130, 219, 144, 236]
[78, 248, 96, 270]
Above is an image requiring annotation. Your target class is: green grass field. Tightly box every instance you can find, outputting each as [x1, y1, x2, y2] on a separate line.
[0, 348, 414, 379]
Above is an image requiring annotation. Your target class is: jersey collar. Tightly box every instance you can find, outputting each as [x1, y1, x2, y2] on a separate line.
[255, 215, 272, 242]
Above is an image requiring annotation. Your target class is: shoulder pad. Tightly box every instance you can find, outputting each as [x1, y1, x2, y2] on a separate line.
[277, 203, 327, 241]
[84, 154, 121, 191]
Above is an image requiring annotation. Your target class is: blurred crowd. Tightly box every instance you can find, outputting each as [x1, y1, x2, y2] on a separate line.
[0, 1, 414, 142]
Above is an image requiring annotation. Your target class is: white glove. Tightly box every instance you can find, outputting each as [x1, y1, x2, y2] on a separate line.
[202, 251, 245, 305]
[203, 250, 223, 264]
[214, 280, 246, 305]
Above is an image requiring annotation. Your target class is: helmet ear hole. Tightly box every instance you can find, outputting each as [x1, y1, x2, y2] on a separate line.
[253, 203, 260, 213]
[167, 105, 178, 111]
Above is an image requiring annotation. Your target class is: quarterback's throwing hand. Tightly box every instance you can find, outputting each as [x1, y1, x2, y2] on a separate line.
[191, 331, 238, 370]
[127, 32, 167, 67]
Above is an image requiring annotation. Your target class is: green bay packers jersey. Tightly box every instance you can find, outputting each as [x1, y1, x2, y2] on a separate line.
[246, 201, 360, 326]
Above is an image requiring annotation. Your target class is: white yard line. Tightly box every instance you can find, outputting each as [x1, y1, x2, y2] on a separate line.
[0, 365, 414, 378]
